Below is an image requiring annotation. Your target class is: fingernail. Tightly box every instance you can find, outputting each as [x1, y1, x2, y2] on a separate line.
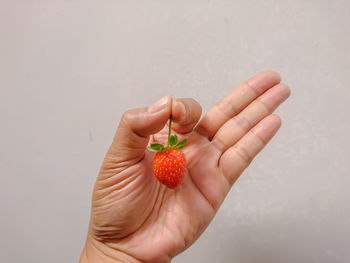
[148, 96, 170, 113]
[173, 99, 186, 118]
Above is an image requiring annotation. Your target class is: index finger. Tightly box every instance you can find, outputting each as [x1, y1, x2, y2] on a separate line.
[194, 71, 281, 139]
[170, 97, 202, 134]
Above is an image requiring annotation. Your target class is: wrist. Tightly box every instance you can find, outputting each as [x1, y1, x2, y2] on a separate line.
[80, 236, 141, 263]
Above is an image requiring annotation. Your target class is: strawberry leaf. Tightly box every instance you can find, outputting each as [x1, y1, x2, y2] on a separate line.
[175, 138, 187, 150]
[169, 134, 178, 147]
[148, 143, 165, 152]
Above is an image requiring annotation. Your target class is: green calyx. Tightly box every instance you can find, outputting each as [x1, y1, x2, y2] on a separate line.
[147, 135, 187, 152]
[147, 115, 187, 152]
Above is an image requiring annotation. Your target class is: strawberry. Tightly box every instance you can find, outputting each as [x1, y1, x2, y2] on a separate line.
[147, 116, 187, 189]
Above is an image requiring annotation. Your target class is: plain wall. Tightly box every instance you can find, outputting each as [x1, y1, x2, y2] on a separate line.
[1, 1, 350, 262]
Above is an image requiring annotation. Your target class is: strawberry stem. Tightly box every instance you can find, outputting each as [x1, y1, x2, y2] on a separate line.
[147, 114, 186, 152]
[167, 115, 172, 148]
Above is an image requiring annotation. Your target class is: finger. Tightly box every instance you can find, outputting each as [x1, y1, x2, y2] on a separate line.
[106, 96, 172, 162]
[170, 98, 202, 134]
[195, 71, 281, 139]
[212, 83, 290, 153]
[219, 114, 281, 185]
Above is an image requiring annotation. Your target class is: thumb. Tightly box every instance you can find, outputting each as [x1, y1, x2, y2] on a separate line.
[106, 96, 172, 162]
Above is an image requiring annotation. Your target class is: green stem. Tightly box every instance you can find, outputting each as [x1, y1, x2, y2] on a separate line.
[167, 115, 172, 148]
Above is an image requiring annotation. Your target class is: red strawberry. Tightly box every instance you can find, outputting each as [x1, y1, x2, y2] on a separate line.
[147, 116, 187, 189]
[153, 148, 186, 189]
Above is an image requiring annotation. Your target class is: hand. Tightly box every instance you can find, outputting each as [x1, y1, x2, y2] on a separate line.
[80, 71, 290, 263]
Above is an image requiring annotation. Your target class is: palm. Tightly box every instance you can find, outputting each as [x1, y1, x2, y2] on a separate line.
[93, 128, 224, 262]
[89, 72, 290, 262]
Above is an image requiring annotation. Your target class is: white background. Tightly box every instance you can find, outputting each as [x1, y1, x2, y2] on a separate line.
[1, 1, 349, 262]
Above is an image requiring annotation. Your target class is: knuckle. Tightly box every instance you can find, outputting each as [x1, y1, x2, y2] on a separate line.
[256, 98, 272, 113]
[233, 114, 251, 132]
[216, 99, 237, 118]
[121, 109, 132, 121]
[245, 81, 260, 95]
[233, 144, 253, 164]
[212, 136, 227, 152]
[249, 129, 267, 145]
[121, 109, 137, 124]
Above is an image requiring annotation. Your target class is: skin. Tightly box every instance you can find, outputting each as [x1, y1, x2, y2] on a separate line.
[80, 71, 291, 263]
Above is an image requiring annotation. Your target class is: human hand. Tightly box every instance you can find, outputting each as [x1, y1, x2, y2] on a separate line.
[80, 71, 290, 263]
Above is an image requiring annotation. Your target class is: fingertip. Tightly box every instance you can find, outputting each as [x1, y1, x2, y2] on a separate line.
[270, 114, 282, 127]
[171, 98, 202, 134]
[148, 96, 172, 114]
[285, 84, 291, 98]
[262, 70, 282, 82]
[267, 114, 282, 136]
[123, 96, 173, 138]
[172, 98, 202, 122]
[281, 83, 291, 98]
[263, 114, 282, 129]
[172, 99, 186, 120]
[251, 114, 282, 141]
[246, 71, 282, 94]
